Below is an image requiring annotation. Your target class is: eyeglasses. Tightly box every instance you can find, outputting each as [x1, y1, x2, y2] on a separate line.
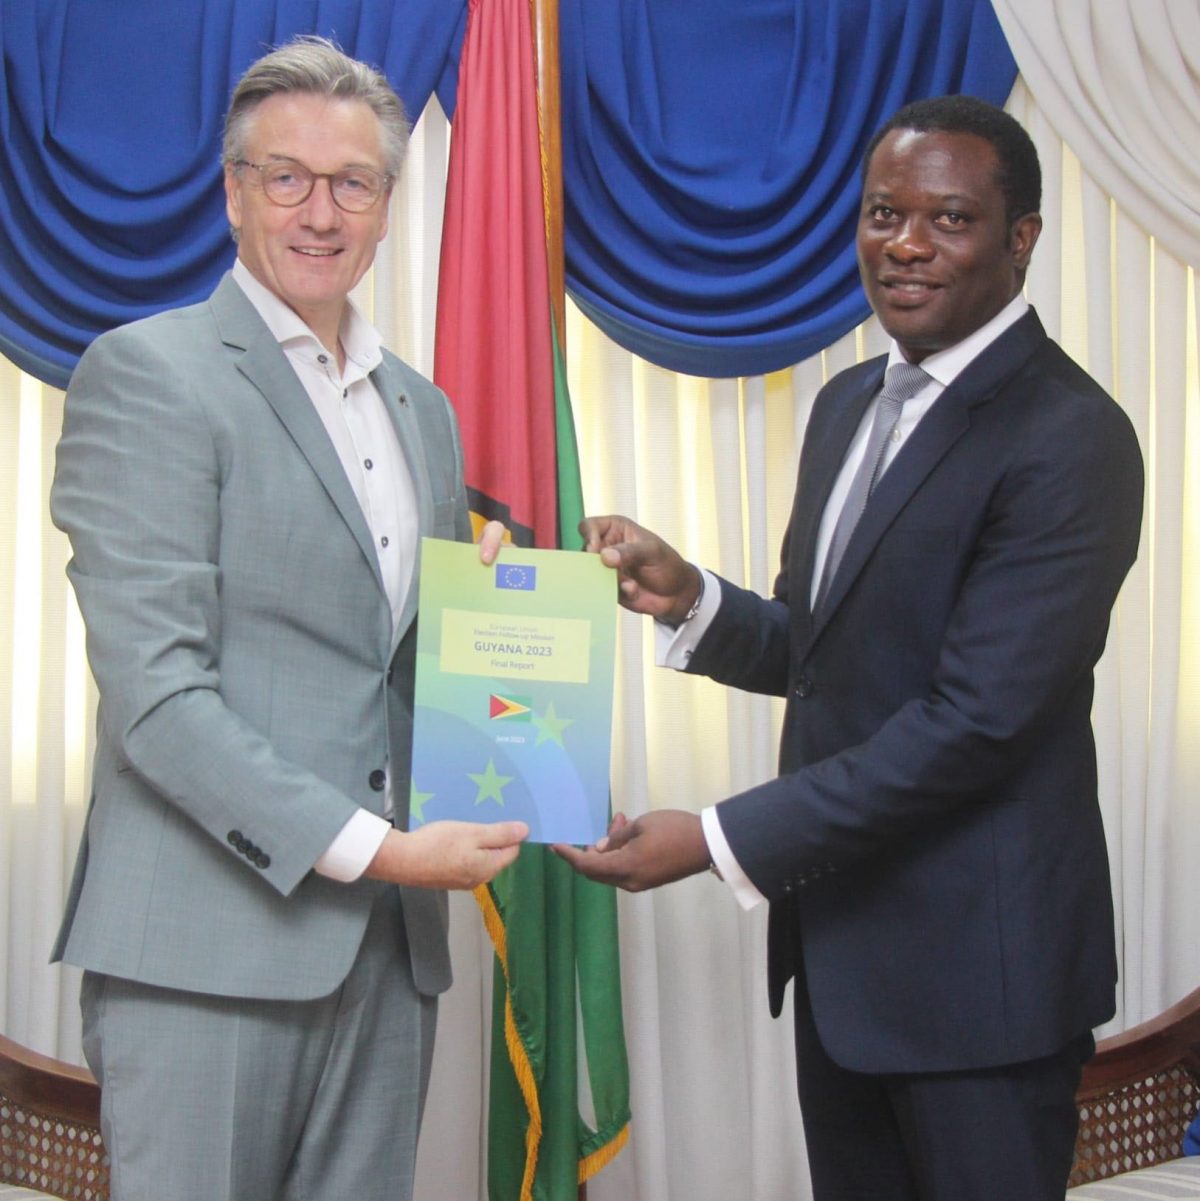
[234, 158, 393, 213]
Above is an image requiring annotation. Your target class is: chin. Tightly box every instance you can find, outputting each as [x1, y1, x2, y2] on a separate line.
[877, 311, 951, 351]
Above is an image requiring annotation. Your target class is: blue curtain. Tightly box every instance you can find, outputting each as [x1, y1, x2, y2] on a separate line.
[2, 1, 1017, 389]
[0, 0, 466, 390]
[560, 0, 1017, 378]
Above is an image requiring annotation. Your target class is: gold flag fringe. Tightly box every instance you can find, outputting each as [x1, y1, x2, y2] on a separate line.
[475, 881, 629, 1198]
[475, 882, 543, 1201]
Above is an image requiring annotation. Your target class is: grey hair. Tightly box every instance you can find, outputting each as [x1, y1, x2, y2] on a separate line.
[222, 35, 410, 176]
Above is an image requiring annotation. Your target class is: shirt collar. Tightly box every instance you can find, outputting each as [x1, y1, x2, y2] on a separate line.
[231, 259, 383, 374]
[886, 294, 1029, 389]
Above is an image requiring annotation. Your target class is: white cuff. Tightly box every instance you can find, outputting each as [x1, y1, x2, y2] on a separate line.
[314, 809, 392, 882]
[701, 806, 767, 911]
[655, 567, 722, 669]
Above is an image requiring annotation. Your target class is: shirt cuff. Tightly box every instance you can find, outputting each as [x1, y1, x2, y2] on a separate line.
[314, 809, 392, 882]
[701, 806, 767, 911]
[655, 567, 722, 669]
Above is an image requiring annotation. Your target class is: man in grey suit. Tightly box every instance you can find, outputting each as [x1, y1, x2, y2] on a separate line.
[50, 37, 527, 1201]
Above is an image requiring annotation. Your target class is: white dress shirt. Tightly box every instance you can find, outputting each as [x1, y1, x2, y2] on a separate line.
[232, 261, 414, 881]
[659, 295, 1031, 908]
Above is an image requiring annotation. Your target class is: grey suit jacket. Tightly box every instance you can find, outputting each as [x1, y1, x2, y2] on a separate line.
[50, 273, 470, 1001]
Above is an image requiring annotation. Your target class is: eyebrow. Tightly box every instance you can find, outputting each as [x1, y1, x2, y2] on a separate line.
[261, 153, 384, 172]
[863, 190, 981, 206]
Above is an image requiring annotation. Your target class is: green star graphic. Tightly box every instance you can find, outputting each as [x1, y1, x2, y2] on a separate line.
[532, 701, 574, 747]
[468, 758, 513, 807]
[409, 785, 433, 824]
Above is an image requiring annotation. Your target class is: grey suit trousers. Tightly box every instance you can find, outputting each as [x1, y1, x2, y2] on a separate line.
[81, 889, 436, 1201]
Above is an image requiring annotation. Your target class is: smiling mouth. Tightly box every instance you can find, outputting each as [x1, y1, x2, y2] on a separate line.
[881, 279, 940, 294]
[293, 247, 341, 257]
[878, 280, 943, 306]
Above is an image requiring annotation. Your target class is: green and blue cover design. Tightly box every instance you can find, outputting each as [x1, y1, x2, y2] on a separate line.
[409, 538, 616, 844]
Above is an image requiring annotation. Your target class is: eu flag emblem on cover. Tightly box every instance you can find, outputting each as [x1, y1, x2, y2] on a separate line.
[496, 563, 537, 591]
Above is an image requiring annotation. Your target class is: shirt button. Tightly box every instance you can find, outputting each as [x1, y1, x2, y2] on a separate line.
[369, 769, 386, 792]
[317, 354, 328, 364]
[380, 535, 389, 548]
[364, 458, 373, 470]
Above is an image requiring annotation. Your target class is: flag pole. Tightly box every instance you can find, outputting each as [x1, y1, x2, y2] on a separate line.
[534, 9, 617, 1198]
[533, 14, 588, 1201]
[533, 0, 566, 348]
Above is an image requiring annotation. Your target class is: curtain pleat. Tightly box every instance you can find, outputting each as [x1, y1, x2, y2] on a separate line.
[560, 0, 1017, 377]
[991, 0, 1200, 270]
[0, 0, 466, 389]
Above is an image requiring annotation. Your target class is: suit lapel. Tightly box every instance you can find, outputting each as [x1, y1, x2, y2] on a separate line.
[811, 390, 971, 635]
[209, 275, 385, 594]
[791, 361, 886, 619]
[810, 310, 1048, 640]
[371, 357, 432, 655]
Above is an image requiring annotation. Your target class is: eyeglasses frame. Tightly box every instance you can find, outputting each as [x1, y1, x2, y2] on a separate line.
[232, 157, 394, 213]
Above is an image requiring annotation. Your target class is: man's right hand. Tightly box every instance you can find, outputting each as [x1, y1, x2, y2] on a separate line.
[365, 820, 528, 890]
[552, 809, 710, 891]
[579, 515, 702, 626]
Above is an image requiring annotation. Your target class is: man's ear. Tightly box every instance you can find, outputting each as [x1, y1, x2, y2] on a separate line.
[224, 165, 243, 236]
[1010, 212, 1042, 270]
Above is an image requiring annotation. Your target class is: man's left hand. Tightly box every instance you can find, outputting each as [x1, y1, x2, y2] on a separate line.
[553, 810, 710, 891]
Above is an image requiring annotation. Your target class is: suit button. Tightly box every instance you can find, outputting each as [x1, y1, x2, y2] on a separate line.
[228, 829, 242, 846]
[256, 852, 271, 869]
[793, 677, 814, 698]
[386, 667, 394, 685]
[369, 769, 386, 792]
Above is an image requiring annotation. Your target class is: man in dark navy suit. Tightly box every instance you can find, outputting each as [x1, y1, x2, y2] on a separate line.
[556, 95, 1143, 1200]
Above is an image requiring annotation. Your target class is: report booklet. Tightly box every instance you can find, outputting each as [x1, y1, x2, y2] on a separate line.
[408, 537, 616, 844]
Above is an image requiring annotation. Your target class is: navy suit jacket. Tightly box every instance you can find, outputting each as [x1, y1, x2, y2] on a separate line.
[688, 310, 1143, 1075]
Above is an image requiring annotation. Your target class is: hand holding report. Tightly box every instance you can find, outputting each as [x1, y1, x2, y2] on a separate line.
[409, 538, 616, 844]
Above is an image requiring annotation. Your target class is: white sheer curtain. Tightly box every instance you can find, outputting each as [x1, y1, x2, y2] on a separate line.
[3, 64, 1198, 1201]
[0, 360, 89, 1060]
[992, 0, 1200, 269]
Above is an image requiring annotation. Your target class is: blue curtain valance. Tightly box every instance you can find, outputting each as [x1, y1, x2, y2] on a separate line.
[559, 0, 1018, 378]
[0, 0, 466, 390]
[2, 1, 1017, 388]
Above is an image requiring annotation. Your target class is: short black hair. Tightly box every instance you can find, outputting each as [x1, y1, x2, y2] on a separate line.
[862, 94, 1041, 227]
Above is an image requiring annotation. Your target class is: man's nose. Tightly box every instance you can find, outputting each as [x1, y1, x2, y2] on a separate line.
[885, 219, 934, 261]
[300, 177, 342, 229]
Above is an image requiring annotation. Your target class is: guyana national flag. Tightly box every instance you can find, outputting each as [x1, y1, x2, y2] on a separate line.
[433, 0, 631, 1197]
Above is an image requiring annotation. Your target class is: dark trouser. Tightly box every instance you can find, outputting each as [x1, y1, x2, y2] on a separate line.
[793, 995, 1092, 1201]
